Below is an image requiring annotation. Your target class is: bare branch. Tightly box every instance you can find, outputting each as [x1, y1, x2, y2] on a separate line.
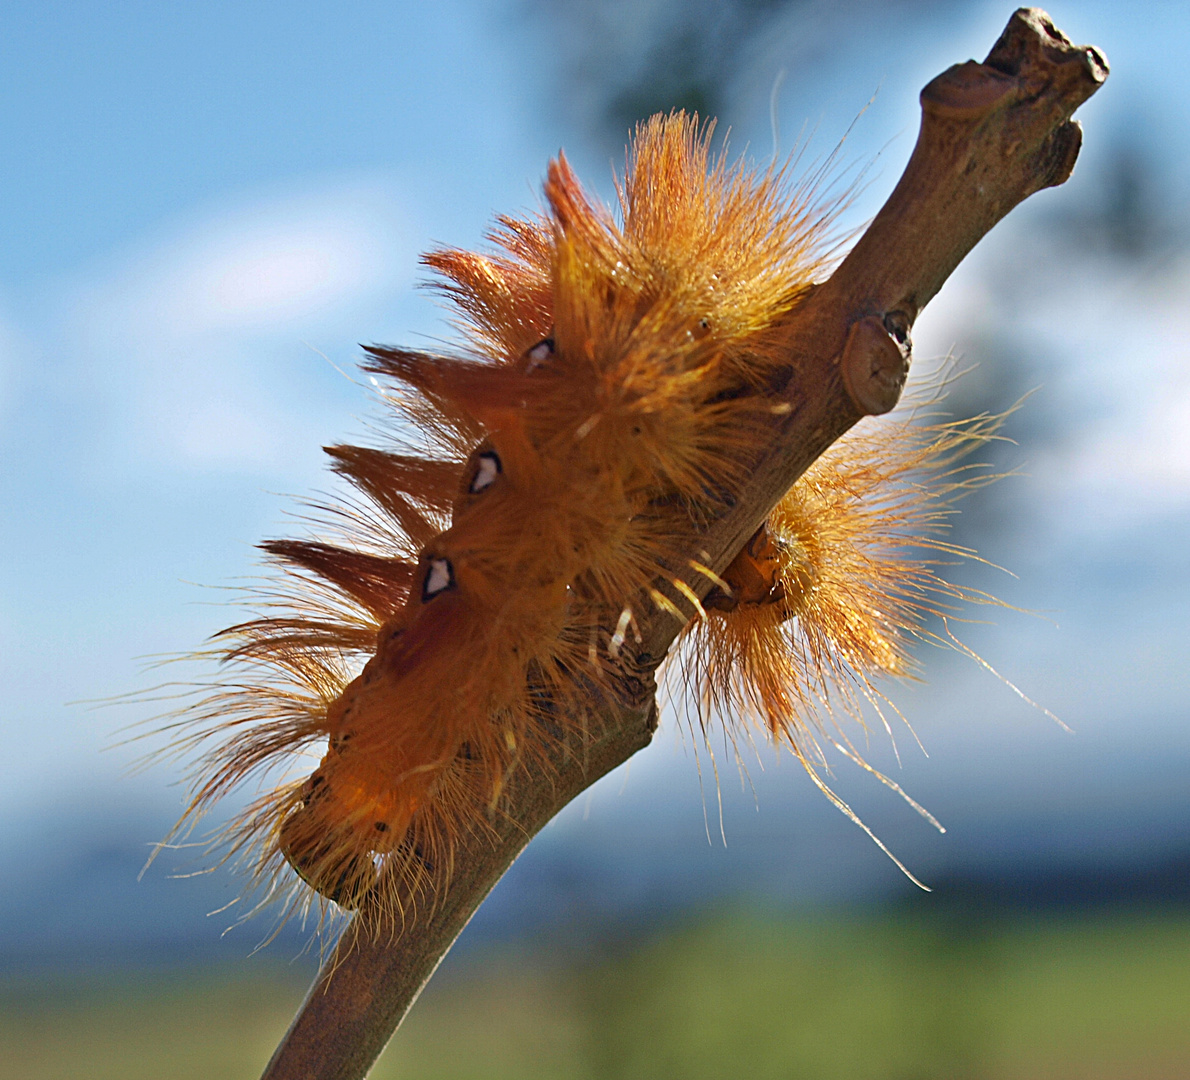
[260, 10, 1107, 1079]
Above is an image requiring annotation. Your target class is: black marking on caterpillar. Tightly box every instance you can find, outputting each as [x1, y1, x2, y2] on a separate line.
[525, 337, 555, 370]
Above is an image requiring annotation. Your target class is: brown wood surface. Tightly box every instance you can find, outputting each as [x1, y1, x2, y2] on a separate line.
[261, 10, 1108, 1078]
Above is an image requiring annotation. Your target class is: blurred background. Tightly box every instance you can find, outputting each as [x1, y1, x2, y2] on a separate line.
[2, 1, 1188, 1077]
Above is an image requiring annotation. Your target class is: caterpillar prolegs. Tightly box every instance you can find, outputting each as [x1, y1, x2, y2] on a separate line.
[165, 112, 1004, 924]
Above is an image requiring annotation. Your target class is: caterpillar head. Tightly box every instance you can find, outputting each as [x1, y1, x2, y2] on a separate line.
[278, 769, 384, 910]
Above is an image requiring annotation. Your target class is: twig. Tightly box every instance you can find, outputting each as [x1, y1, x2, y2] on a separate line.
[260, 10, 1107, 1078]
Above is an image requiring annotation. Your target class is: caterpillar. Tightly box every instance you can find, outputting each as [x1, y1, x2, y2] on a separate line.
[158, 111, 1007, 928]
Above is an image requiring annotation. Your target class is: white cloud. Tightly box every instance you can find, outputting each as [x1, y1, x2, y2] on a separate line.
[1061, 379, 1190, 500]
[101, 185, 408, 340]
[1023, 259, 1190, 521]
[60, 175, 418, 475]
[917, 235, 1190, 534]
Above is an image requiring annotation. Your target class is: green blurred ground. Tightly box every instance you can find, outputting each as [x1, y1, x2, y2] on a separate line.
[2, 909, 1188, 1079]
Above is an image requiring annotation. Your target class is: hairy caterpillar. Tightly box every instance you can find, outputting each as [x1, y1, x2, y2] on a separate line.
[159, 112, 1007, 927]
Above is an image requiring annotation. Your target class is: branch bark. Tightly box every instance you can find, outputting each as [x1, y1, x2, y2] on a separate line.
[261, 10, 1107, 1079]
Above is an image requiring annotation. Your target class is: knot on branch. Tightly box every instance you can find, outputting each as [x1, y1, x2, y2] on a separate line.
[840, 313, 913, 417]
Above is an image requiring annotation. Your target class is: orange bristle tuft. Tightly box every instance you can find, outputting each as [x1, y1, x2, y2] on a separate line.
[676, 407, 1010, 844]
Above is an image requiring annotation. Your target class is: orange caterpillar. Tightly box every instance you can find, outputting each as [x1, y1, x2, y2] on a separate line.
[162, 112, 1000, 923]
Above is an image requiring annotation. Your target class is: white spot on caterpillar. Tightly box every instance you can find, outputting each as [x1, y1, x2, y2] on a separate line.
[469, 451, 501, 494]
[423, 557, 454, 601]
[526, 337, 554, 370]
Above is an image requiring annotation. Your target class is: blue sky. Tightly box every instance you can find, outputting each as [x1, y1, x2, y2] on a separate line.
[3, 1, 1190, 932]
